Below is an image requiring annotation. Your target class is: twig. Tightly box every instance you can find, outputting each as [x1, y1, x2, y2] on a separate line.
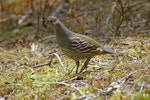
[0, 16, 15, 23]
[102, 66, 150, 93]
[32, 76, 83, 94]
[33, 76, 78, 86]
[24, 66, 35, 74]
[33, 81, 69, 86]
[118, 66, 150, 84]
[121, 19, 147, 27]
[34, 94, 38, 100]
[33, 62, 50, 68]
[51, 0, 65, 16]
[63, 76, 78, 83]
[30, 43, 38, 52]
[37, 35, 55, 43]
[66, 66, 76, 75]
[140, 82, 145, 92]
[32, 52, 64, 68]
[141, 30, 150, 33]
[18, 10, 33, 25]
[53, 53, 64, 67]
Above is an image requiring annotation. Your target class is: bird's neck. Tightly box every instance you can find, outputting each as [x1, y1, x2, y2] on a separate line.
[55, 21, 73, 38]
[54, 21, 74, 47]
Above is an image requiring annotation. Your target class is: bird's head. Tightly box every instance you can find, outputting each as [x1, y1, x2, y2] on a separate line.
[42, 16, 59, 27]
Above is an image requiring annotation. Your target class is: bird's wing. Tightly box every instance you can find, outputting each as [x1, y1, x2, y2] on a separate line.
[70, 37, 103, 54]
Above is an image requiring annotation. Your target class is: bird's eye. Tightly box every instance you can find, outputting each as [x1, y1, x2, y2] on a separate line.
[42, 17, 46, 20]
[49, 20, 53, 23]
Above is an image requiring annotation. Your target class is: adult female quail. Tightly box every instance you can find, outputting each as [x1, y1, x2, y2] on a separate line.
[43, 16, 120, 73]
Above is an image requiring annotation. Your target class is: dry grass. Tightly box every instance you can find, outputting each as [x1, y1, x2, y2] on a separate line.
[0, 0, 150, 100]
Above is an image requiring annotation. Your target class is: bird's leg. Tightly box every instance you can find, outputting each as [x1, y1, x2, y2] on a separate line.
[75, 61, 79, 73]
[80, 58, 91, 73]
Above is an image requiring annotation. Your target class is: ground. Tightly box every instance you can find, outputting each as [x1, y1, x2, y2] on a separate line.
[0, 0, 150, 100]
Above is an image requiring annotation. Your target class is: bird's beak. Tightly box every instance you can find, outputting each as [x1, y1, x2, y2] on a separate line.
[42, 17, 48, 27]
[42, 17, 48, 25]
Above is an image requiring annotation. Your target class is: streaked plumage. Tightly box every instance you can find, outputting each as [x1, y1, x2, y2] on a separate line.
[43, 16, 120, 73]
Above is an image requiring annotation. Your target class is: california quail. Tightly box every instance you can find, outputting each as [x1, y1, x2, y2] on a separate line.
[43, 16, 120, 73]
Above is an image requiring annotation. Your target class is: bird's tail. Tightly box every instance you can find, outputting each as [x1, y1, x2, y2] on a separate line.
[102, 48, 121, 56]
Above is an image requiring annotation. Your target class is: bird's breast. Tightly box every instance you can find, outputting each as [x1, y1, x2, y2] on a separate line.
[56, 36, 70, 47]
